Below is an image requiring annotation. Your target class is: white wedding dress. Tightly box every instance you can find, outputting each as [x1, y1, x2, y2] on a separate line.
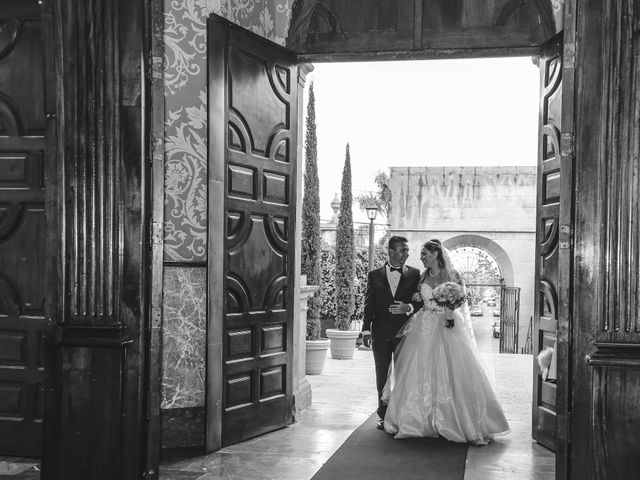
[382, 282, 510, 445]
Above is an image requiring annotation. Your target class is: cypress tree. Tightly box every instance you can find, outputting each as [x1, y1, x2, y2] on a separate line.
[301, 83, 322, 340]
[334, 143, 356, 330]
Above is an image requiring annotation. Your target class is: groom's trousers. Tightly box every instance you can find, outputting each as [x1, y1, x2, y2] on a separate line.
[372, 336, 400, 419]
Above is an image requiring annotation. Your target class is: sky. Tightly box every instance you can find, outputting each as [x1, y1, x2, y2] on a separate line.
[302, 57, 540, 224]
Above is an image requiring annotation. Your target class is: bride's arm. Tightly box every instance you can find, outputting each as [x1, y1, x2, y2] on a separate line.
[444, 269, 466, 328]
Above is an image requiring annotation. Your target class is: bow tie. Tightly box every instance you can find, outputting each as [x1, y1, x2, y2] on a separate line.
[388, 265, 402, 273]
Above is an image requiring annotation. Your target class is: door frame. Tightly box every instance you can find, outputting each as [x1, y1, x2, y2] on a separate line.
[205, 13, 226, 451]
[146, 0, 167, 473]
[281, 52, 572, 475]
[554, 2, 577, 476]
[146, 1, 577, 478]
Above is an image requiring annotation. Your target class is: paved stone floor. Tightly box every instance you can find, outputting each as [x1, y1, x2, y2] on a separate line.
[464, 314, 555, 480]
[0, 311, 554, 480]
[160, 311, 555, 480]
[160, 348, 377, 480]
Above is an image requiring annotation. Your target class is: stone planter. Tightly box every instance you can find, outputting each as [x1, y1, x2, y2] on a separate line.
[294, 277, 319, 415]
[326, 328, 360, 359]
[305, 339, 330, 374]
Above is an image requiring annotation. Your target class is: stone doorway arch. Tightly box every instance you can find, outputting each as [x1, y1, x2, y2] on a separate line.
[442, 234, 515, 287]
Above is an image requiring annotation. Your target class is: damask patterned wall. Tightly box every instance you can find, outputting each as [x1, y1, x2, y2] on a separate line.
[161, 0, 293, 413]
[164, 0, 292, 262]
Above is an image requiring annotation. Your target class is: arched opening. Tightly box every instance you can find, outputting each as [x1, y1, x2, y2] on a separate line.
[449, 244, 504, 301]
[443, 234, 515, 287]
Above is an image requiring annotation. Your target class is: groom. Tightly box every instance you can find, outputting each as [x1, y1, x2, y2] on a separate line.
[362, 235, 421, 429]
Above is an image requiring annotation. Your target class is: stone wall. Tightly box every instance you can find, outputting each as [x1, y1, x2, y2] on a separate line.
[390, 166, 536, 232]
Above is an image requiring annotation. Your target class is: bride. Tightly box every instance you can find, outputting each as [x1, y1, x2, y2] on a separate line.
[382, 239, 510, 445]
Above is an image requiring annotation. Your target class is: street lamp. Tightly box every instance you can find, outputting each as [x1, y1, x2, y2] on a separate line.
[365, 205, 379, 272]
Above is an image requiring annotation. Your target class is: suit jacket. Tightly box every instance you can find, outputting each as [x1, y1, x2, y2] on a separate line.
[363, 265, 422, 340]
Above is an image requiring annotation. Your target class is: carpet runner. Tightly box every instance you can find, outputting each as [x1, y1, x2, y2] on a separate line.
[311, 413, 468, 480]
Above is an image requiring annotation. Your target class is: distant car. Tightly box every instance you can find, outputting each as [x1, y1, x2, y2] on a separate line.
[492, 309, 501, 317]
[491, 322, 500, 338]
[470, 306, 484, 316]
[487, 300, 497, 307]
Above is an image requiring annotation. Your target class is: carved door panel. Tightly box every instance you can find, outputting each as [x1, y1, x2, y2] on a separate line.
[208, 15, 298, 449]
[533, 32, 571, 454]
[0, 2, 48, 456]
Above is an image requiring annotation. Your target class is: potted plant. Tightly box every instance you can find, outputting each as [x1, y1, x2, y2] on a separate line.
[301, 83, 330, 374]
[326, 313, 360, 360]
[326, 144, 360, 359]
[305, 316, 330, 374]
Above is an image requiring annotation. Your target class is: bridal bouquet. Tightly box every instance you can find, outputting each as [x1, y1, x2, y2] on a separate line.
[431, 282, 467, 310]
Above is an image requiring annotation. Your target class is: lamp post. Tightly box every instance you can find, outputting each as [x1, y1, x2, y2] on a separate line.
[365, 205, 379, 272]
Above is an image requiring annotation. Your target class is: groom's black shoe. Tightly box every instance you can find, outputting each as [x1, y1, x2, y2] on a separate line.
[376, 420, 384, 430]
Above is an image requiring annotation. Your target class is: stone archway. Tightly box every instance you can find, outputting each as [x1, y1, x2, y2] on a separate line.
[442, 234, 515, 287]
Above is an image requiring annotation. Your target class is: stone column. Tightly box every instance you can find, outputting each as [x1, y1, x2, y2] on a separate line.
[293, 276, 319, 419]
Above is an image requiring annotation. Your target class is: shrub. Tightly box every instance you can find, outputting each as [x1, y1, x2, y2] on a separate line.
[301, 83, 322, 340]
[334, 144, 356, 330]
[306, 317, 321, 341]
[319, 241, 386, 325]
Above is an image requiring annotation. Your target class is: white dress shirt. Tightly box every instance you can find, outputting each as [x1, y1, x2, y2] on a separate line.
[386, 262, 404, 297]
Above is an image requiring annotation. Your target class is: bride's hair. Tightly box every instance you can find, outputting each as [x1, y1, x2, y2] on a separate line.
[423, 239, 446, 270]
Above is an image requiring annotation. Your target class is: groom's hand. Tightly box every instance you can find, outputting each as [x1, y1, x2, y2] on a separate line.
[389, 301, 411, 315]
[362, 332, 372, 348]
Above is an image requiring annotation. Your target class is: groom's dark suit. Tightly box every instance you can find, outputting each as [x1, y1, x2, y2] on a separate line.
[363, 264, 421, 419]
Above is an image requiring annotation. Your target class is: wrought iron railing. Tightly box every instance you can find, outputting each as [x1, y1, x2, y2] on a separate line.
[499, 286, 521, 354]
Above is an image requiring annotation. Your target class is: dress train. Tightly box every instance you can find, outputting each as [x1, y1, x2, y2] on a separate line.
[382, 287, 510, 445]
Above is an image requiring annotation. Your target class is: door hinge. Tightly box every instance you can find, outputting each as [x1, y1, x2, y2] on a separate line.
[564, 42, 576, 70]
[152, 56, 163, 79]
[153, 137, 163, 164]
[152, 221, 163, 246]
[559, 224, 572, 249]
[561, 133, 574, 159]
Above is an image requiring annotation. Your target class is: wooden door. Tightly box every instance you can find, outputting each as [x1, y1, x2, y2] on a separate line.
[208, 15, 299, 449]
[570, 1, 640, 477]
[0, 1, 49, 456]
[533, 31, 573, 460]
